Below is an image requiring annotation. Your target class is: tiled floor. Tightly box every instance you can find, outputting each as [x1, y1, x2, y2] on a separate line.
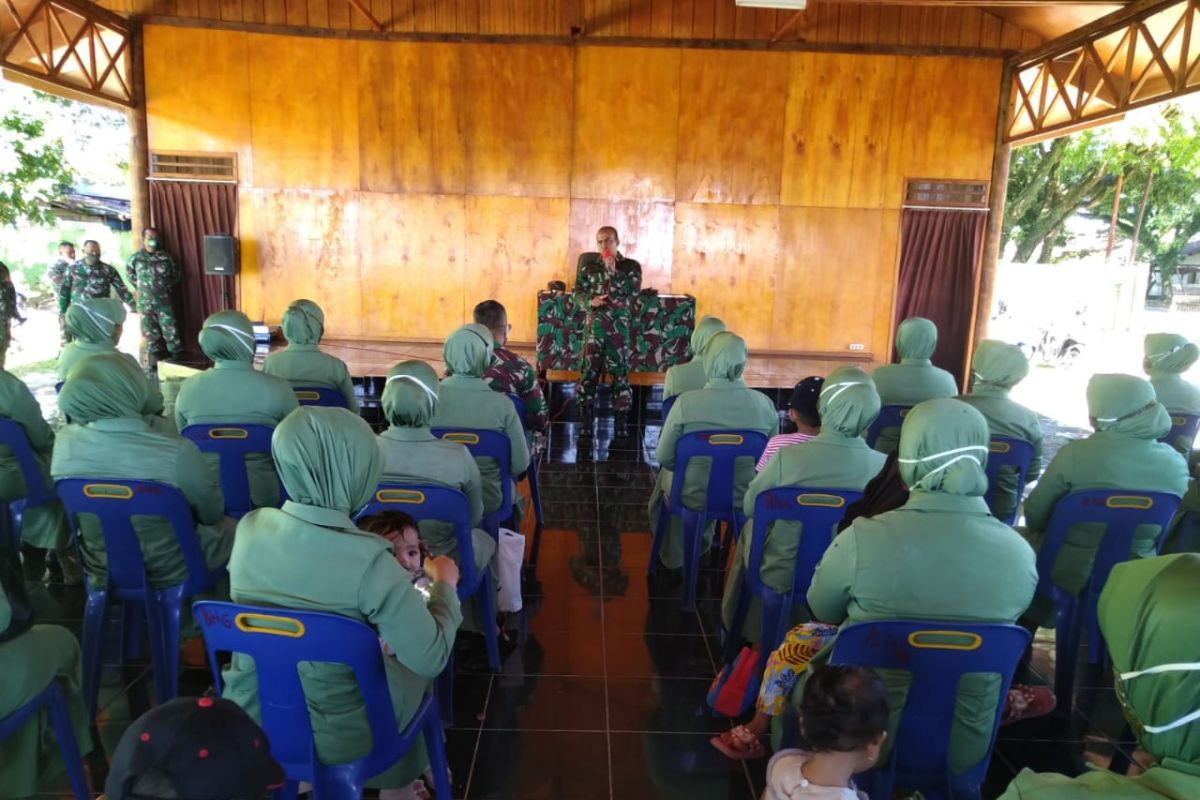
[29, 383, 1141, 799]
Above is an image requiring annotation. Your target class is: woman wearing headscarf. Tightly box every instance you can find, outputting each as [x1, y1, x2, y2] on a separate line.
[378, 360, 496, 631]
[174, 311, 299, 511]
[958, 339, 1045, 522]
[51, 354, 234, 588]
[649, 331, 779, 570]
[663, 315, 726, 400]
[431, 324, 529, 522]
[222, 408, 462, 799]
[1143, 333, 1200, 459]
[870, 317, 959, 454]
[1022, 374, 1189, 629]
[1000, 553, 1200, 799]
[262, 299, 357, 412]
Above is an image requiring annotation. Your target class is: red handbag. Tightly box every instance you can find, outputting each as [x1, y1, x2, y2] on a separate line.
[707, 645, 760, 718]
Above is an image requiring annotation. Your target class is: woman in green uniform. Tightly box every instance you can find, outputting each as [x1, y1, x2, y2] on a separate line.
[262, 299, 358, 412]
[221, 407, 462, 798]
[870, 317, 959, 454]
[1143, 333, 1200, 457]
[174, 311, 298, 511]
[56, 297, 126, 381]
[663, 315, 726, 400]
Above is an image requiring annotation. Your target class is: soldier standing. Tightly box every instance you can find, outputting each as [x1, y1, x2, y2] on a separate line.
[58, 241, 136, 339]
[127, 227, 181, 363]
[49, 241, 74, 344]
[574, 225, 641, 436]
[0, 262, 25, 369]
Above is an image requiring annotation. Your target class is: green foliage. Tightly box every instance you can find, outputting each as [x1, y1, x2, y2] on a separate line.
[0, 110, 74, 227]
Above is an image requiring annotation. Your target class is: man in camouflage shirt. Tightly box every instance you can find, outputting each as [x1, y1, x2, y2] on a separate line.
[474, 299, 549, 434]
[127, 227, 181, 360]
[0, 262, 25, 368]
[49, 241, 75, 344]
[58, 240, 136, 334]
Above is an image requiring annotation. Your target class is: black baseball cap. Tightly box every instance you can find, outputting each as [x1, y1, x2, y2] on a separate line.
[788, 376, 825, 423]
[105, 696, 286, 800]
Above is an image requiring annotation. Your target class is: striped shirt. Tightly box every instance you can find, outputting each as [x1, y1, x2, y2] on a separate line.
[756, 432, 816, 472]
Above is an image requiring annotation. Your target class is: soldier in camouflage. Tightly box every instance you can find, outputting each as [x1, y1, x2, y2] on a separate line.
[49, 241, 75, 344]
[0, 262, 25, 369]
[58, 240, 136, 342]
[127, 227, 182, 360]
[474, 299, 549, 434]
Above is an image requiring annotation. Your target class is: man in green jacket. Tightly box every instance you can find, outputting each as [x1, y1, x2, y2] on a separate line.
[262, 299, 358, 413]
[663, 315, 726, 401]
[871, 317, 959, 454]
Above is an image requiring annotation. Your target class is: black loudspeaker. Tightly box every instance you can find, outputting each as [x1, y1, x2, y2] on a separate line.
[203, 234, 238, 276]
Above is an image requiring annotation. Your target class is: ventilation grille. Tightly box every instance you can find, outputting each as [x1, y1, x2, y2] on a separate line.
[904, 179, 989, 209]
[149, 151, 237, 182]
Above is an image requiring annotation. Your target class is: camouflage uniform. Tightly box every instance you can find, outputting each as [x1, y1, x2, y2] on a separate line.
[0, 265, 18, 369]
[58, 258, 135, 318]
[48, 258, 72, 344]
[574, 253, 641, 412]
[127, 248, 181, 357]
[485, 342, 549, 432]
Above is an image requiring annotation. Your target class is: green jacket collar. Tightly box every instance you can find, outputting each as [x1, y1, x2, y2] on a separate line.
[970, 384, 1011, 398]
[381, 426, 436, 442]
[214, 360, 253, 370]
[703, 378, 747, 390]
[900, 358, 932, 366]
[904, 490, 991, 515]
[814, 430, 872, 448]
[441, 374, 490, 390]
[280, 500, 357, 531]
[75, 341, 114, 354]
[286, 343, 320, 353]
[88, 417, 151, 432]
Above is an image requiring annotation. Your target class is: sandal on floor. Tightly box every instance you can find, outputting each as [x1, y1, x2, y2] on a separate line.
[710, 725, 767, 760]
[1002, 684, 1057, 725]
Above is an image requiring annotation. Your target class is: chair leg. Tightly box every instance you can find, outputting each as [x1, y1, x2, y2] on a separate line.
[1054, 597, 1083, 717]
[526, 464, 545, 579]
[150, 595, 183, 705]
[681, 513, 705, 613]
[646, 503, 669, 576]
[423, 711, 454, 800]
[45, 682, 90, 800]
[438, 653, 455, 725]
[81, 593, 108, 721]
[721, 575, 751, 665]
[1086, 587, 1105, 665]
[477, 574, 501, 671]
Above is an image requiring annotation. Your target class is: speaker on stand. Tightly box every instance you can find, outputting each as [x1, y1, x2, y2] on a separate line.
[203, 234, 238, 311]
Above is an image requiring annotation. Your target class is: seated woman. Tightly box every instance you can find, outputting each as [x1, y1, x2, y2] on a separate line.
[649, 331, 779, 570]
[958, 339, 1045, 522]
[1001, 553, 1200, 799]
[430, 324, 529, 524]
[174, 311, 298, 511]
[1022, 374, 1189, 630]
[222, 407, 462, 800]
[870, 317, 959, 454]
[663, 315, 726, 400]
[1143, 332, 1200, 458]
[377, 359, 497, 631]
[51, 354, 235, 589]
[262, 299, 358, 412]
[720, 365, 886, 644]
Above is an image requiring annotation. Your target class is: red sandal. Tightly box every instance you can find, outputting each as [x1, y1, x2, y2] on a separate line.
[710, 725, 768, 760]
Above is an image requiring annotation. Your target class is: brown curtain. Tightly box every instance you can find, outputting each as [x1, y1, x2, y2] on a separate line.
[895, 208, 987, 388]
[148, 181, 237, 359]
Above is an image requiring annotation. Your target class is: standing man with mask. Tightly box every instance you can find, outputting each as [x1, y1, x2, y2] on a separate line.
[58, 240, 136, 340]
[127, 227, 181, 364]
[574, 225, 641, 435]
[49, 241, 74, 344]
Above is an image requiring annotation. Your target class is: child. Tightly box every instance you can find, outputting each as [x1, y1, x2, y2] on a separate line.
[762, 664, 888, 800]
[359, 511, 432, 595]
[758, 377, 823, 472]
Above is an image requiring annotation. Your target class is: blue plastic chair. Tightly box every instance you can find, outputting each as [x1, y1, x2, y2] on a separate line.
[507, 394, 544, 573]
[864, 405, 911, 449]
[1160, 412, 1200, 452]
[56, 478, 228, 719]
[293, 387, 348, 408]
[661, 394, 677, 423]
[983, 436, 1036, 526]
[1034, 490, 1182, 714]
[721, 488, 861, 693]
[430, 428, 514, 539]
[829, 620, 1031, 800]
[193, 601, 451, 800]
[0, 418, 57, 549]
[181, 424, 284, 519]
[0, 680, 90, 799]
[647, 430, 768, 611]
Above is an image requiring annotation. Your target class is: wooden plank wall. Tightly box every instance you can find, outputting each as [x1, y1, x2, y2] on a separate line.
[144, 24, 1002, 358]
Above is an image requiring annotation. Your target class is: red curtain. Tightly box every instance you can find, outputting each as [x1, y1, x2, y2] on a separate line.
[148, 181, 237, 359]
[895, 208, 987, 388]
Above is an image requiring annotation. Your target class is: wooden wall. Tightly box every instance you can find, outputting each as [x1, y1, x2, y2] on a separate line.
[144, 24, 1002, 359]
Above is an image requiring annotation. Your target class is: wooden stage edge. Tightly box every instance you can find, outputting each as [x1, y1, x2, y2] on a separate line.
[314, 339, 877, 390]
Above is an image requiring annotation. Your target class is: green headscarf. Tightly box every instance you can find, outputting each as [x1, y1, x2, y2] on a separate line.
[59, 352, 149, 424]
[270, 407, 381, 516]
[690, 316, 726, 359]
[897, 398, 990, 496]
[818, 365, 882, 438]
[702, 331, 747, 383]
[1144, 333, 1200, 377]
[1100, 554, 1200, 769]
[382, 360, 440, 428]
[895, 317, 938, 362]
[443, 324, 493, 378]
[970, 339, 1030, 391]
[63, 298, 126, 345]
[198, 310, 256, 364]
[281, 299, 324, 346]
[1086, 373, 1171, 440]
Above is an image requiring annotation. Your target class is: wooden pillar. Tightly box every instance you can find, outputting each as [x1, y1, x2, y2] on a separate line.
[971, 63, 1014, 361]
[127, 21, 151, 249]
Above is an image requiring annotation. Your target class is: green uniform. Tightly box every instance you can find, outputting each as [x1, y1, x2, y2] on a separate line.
[0, 370, 69, 550]
[650, 332, 779, 569]
[721, 365, 886, 641]
[574, 252, 642, 412]
[871, 317, 959, 454]
[0, 266, 19, 370]
[52, 354, 235, 588]
[127, 247, 181, 357]
[262, 299, 358, 413]
[378, 360, 496, 631]
[773, 399, 1038, 773]
[431, 324, 530, 517]
[663, 315, 726, 400]
[958, 340, 1045, 522]
[57, 256, 135, 317]
[175, 311, 299, 511]
[221, 407, 462, 788]
[1001, 554, 1200, 799]
[1144, 333, 1200, 458]
[1022, 374, 1189, 627]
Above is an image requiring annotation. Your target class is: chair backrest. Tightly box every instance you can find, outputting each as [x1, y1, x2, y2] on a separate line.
[54, 381, 64, 394]
[1160, 413, 1200, 452]
[55, 479, 212, 597]
[506, 393, 530, 434]
[1036, 490, 1183, 601]
[661, 394, 677, 423]
[430, 428, 513, 514]
[864, 405, 911, 449]
[668, 430, 769, 519]
[180, 424, 278, 519]
[293, 387, 347, 408]
[830, 620, 1031, 792]
[746, 488, 862, 600]
[0, 418, 55, 509]
[193, 601, 405, 782]
[983, 436, 1036, 525]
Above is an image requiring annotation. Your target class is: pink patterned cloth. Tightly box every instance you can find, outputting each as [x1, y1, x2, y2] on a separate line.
[756, 432, 816, 472]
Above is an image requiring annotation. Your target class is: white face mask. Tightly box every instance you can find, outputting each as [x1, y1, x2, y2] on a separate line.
[819, 381, 858, 408]
[77, 304, 116, 334]
[205, 323, 255, 357]
[1119, 662, 1200, 734]
[386, 374, 439, 408]
[898, 444, 988, 490]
